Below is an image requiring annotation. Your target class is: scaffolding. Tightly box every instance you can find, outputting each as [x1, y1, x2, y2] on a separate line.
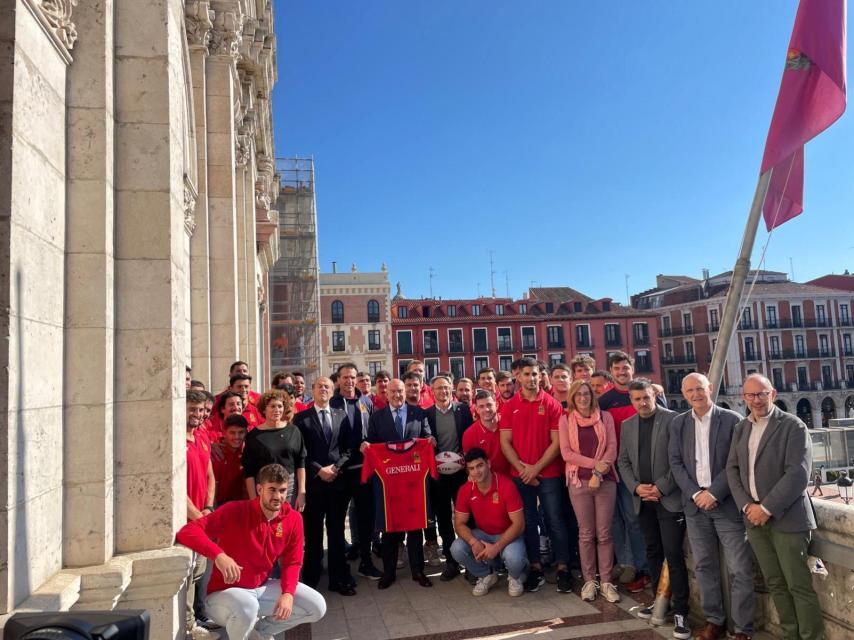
[269, 158, 321, 378]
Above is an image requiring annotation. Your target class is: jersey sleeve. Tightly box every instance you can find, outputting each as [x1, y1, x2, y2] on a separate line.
[503, 477, 524, 513]
[279, 512, 304, 595]
[548, 397, 563, 430]
[360, 444, 376, 484]
[454, 482, 471, 515]
[498, 401, 514, 431]
[425, 440, 439, 480]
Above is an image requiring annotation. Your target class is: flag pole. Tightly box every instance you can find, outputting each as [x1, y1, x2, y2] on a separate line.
[708, 169, 773, 401]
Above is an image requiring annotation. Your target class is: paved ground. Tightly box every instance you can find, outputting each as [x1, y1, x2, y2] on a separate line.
[287, 563, 776, 640]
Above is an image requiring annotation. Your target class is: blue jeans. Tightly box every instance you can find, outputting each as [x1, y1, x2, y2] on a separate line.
[450, 530, 528, 580]
[612, 481, 648, 572]
[514, 476, 570, 566]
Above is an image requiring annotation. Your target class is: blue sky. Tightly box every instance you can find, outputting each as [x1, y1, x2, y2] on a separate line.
[272, 1, 853, 303]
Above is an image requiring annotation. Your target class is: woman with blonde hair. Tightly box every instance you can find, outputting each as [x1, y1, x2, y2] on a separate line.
[559, 379, 620, 603]
[241, 387, 306, 510]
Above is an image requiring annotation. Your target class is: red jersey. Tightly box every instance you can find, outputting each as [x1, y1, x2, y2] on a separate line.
[499, 390, 564, 479]
[176, 498, 303, 596]
[455, 472, 523, 535]
[371, 393, 388, 410]
[212, 445, 246, 504]
[210, 404, 262, 436]
[186, 428, 212, 511]
[597, 386, 636, 442]
[361, 439, 437, 533]
[462, 420, 511, 476]
[418, 385, 435, 409]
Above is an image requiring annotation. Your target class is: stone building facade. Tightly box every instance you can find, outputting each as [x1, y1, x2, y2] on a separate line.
[0, 0, 282, 636]
[319, 265, 393, 378]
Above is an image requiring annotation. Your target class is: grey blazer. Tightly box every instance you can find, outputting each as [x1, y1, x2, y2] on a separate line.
[668, 405, 743, 520]
[617, 407, 681, 513]
[725, 406, 815, 532]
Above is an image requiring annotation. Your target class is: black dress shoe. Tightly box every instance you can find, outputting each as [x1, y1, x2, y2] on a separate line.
[440, 563, 461, 582]
[412, 573, 433, 587]
[377, 575, 396, 589]
[332, 583, 357, 596]
[345, 544, 360, 562]
[358, 563, 382, 580]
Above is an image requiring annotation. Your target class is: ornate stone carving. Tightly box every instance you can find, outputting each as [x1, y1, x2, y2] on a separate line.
[234, 135, 251, 168]
[208, 10, 242, 60]
[185, 1, 214, 50]
[255, 181, 271, 211]
[183, 177, 198, 235]
[30, 0, 78, 50]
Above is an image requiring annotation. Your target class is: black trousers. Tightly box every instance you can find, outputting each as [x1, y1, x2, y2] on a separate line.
[345, 469, 376, 565]
[302, 476, 352, 589]
[637, 501, 689, 615]
[428, 470, 467, 565]
[382, 529, 424, 578]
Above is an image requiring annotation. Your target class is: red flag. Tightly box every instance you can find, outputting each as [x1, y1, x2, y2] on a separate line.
[761, 0, 847, 230]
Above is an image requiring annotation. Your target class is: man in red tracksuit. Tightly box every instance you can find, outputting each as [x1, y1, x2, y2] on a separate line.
[176, 463, 326, 640]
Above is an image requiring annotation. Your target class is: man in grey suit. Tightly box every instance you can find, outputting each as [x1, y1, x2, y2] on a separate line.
[618, 379, 690, 640]
[726, 374, 822, 640]
[669, 373, 753, 640]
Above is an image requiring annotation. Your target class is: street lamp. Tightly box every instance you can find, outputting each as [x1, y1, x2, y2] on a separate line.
[837, 471, 853, 505]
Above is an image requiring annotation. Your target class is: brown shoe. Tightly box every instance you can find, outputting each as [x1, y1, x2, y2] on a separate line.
[695, 622, 725, 640]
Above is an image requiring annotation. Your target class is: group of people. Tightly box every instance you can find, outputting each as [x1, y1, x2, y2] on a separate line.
[176, 352, 824, 640]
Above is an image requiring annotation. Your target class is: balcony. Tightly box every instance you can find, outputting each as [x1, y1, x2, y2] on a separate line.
[521, 341, 537, 351]
[605, 339, 623, 348]
[844, 348, 853, 357]
[473, 344, 489, 355]
[633, 335, 650, 346]
[547, 340, 565, 349]
[772, 318, 833, 329]
[576, 340, 593, 349]
[368, 343, 381, 352]
[738, 320, 759, 330]
[839, 318, 852, 327]
[659, 326, 694, 337]
[707, 322, 720, 332]
[661, 355, 697, 365]
[767, 348, 836, 360]
[497, 343, 514, 353]
[744, 351, 760, 361]
[635, 362, 654, 373]
[449, 344, 464, 354]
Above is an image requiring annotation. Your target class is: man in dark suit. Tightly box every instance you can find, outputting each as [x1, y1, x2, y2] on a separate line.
[618, 379, 689, 640]
[727, 374, 822, 640]
[425, 374, 473, 581]
[669, 373, 753, 640]
[365, 378, 434, 588]
[294, 376, 358, 595]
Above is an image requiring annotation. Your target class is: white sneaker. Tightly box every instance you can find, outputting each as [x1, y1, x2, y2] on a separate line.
[508, 575, 524, 597]
[600, 582, 621, 603]
[472, 572, 499, 596]
[396, 542, 406, 569]
[248, 630, 274, 640]
[189, 625, 220, 640]
[580, 580, 599, 602]
[424, 541, 442, 567]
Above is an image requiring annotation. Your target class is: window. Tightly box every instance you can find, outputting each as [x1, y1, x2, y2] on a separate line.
[766, 305, 778, 327]
[844, 334, 852, 356]
[847, 364, 854, 382]
[521, 326, 536, 350]
[448, 329, 464, 353]
[422, 305, 431, 318]
[450, 357, 465, 381]
[332, 330, 345, 352]
[396, 330, 413, 355]
[447, 305, 457, 317]
[792, 305, 802, 327]
[331, 300, 344, 323]
[497, 327, 512, 351]
[545, 302, 554, 313]
[744, 337, 756, 360]
[604, 323, 621, 347]
[425, 358, 440, 381]
[797, 366, 808, 387]
[769, 335, 780, 358]
[822, 364, 833, 387]
[662, 316, 671, 335]
[474, 356, 489, 372]
[424, 330, 439, 354]
[368, 330, 381, 351]
[397, 360, 412, 378]
[367, 299, 380, 323]
[602, 301, 611, 311]
[633, 323, 649, 345]
[841, 304, 850, 325]
[547, 325, 564, 348]
[772, 368, 784, 390]
[683, 312, 693, 332]
[664, 343, 673, 359]
[795, 335, 805, 357]
[548, 352, 565, 366]
[519, 303, 527, 314]
[495, 304, 504, 316]
[819, 335, 830, 357]
[709, 309, 719, 330]
[398, 306, 408, 319]
[473, 328, 488, 352]
[573, 302, 583, 312]
[817, 304, 827, 326]
[499, 355, 512, 372]
[471, 304, 481, 316]
[576, 325, 591, 348]
[368, 361, 381, 377]
[741, 307, 752, 329]
[635, 350, 652, 373]
[685, 341, 695, 361]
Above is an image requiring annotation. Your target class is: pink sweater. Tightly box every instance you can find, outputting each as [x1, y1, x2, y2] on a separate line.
[558, 409, 618, 488]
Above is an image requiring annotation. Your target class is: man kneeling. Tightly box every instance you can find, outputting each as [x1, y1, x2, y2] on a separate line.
[451, 448, 527, 596]
[177, 463, 326, 640]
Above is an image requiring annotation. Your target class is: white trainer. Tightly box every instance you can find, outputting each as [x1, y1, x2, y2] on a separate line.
[580, 580, 599, 602]
[507, 575, 524, 597]
[189, 625, 220, 640]
[424, 541, 442, 567]
[472, 572, 499, 596]
[600, 582, 621, 603]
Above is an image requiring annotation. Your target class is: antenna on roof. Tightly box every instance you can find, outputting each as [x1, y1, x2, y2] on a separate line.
[489, 250, 496, 298]
[428, 266, 436, 298]
[477, 282, 482, 298]
[504, 271, 510, 298]
[625, 274, 630, 305]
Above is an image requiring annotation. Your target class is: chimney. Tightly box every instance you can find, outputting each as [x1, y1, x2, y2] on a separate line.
[702, 268, 710, 280]
[331, 261, 337, 274]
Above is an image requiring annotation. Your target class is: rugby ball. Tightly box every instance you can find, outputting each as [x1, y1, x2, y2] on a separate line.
[436, 451, 465, 475]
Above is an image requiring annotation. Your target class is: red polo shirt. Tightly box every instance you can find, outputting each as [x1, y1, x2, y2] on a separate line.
[499, 390, 564, 478]
[212, 445, 245, 504]
[371, 393, 388, 410]
[418, 385, 435, 409]
[176, 498, 303, 595]
[462, 420, 511, 476]
[186, 428, 212, 511]
[455, 472, 523, 536]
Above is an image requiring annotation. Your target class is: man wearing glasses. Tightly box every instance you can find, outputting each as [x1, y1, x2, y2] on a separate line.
[726, 374, 823, 640]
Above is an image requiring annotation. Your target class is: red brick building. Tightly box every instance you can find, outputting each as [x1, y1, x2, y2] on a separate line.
[632, 271, 854, 426]
[390, 287, 661, 383]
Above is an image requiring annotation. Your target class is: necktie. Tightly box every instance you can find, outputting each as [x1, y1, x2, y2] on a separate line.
[321, 409, 333, 444]
[394, 409, 405, 439]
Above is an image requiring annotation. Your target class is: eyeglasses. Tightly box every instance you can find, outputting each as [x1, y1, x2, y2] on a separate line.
[743, 391, 772, 400]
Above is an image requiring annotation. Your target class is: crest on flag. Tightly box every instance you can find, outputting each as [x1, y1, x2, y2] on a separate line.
[785, 48, 811, 71]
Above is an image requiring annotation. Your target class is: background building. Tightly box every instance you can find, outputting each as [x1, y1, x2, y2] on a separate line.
[391, 287, 661, 383]
[319, 265, 393, 377]
[633, 270, 854, 425]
